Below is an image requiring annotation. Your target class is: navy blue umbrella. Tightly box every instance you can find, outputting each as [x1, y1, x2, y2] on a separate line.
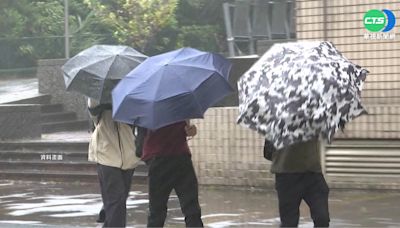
[112, 47, 233, 129]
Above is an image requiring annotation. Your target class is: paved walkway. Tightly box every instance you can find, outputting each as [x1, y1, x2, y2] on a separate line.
[0, 180, 400, 227]
[0, 78, 39, 104]
[41, 131, 91, 142]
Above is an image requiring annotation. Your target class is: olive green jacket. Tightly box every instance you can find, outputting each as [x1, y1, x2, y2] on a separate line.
[270, 139, 322, 173]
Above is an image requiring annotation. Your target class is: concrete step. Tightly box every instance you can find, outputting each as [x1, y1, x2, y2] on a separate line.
[134, 162, 148, 173]
[41, 111, 77, 123]
[0, 160, 96, 173]
[0, 133, 148, 183]
[0, 160, 148, 172]
[42, 120, 89, 133]
[0, 151, 148, 170]
[0, 141, 89, 153]
[5, 94, 51, 105]
[0, 169, 147, 183]
[0, 150, 87, 161]
[40, 104, 64, 113]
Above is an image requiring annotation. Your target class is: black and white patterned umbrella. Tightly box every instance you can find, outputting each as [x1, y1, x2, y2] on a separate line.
[237, 41, 368, 149]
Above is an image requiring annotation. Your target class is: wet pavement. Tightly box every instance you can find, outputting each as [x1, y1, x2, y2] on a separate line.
[0, 78, 39, 104]
[0, 180, 400, 227]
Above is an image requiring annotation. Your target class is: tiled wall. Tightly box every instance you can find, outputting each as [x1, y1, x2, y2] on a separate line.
[188, 107, 275, 187]
[296, 1, 400, 188]
[187, 106, 400, 189]
[335, 105, 400, 139]
[296, 0, 400, 139]
[296, 0, 400, 104]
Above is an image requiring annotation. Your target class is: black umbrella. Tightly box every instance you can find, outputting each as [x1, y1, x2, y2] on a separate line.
[62, 45, 147, 103]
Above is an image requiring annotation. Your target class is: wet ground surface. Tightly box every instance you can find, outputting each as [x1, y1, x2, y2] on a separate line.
[0, 180, 400, 227]
[0, 78, 39, 104]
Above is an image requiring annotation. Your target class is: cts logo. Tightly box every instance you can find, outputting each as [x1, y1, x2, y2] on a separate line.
[363, 9, 396, 32]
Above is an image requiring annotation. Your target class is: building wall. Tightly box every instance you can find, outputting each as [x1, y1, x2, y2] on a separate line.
[188, 106, 400, 189]
[296, 0, 400, 106]
[188, 107, 275, 187]
[296, 0, 400, 187]
[189, 1, 400, 189]
[296, 0, 400, 139]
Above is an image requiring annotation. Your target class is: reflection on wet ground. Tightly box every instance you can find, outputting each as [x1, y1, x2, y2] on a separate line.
[0, 180, 400, 227]
[0, 78, 38, 104]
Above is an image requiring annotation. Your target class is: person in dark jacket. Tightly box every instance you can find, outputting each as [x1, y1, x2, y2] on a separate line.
[142, 120, 203, 228]
[264, 139, 330, 227]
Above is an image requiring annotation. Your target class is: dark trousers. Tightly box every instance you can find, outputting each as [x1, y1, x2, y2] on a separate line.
[147, 155, 203, 227]
[275, 172, 330, 227]
[97, 164, 134, 228]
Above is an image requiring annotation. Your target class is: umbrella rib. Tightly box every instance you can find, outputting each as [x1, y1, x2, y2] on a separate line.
[168, 62, 218, 74]
[80, 56, 115, 79]
[166, 48, 205, 65]
[103, 55, 118, 79]
[72, 55, 113, 70]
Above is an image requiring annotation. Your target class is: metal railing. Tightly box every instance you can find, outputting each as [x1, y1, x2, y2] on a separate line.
[0, 34, 114, 72]
[223, 0, 296, 57]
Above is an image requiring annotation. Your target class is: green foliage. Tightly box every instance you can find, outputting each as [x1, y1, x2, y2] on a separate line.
[0, 0, 227, 69]
[0, 0, 116, 69]
[176, 0, 224, 26]
[175, 0, 225, 52]
[177, 25, 221, 51]
[0, 0, 33, 68]
[85, 0, 179, 54]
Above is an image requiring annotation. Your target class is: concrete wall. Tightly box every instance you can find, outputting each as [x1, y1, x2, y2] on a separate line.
[0, 105, 41, 139]
[37, 59, 88, 120]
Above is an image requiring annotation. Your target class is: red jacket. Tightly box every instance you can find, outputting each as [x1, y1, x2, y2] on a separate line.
[141, 121, 191, 161]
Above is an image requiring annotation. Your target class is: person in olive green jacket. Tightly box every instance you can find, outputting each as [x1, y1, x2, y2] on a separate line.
[264, 139, 330, 227]
[88, 98, 141, 227]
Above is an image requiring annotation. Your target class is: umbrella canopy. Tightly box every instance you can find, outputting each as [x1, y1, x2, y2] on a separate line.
[237, 41, 368, 149]
[62, 45, 147, 103]
[112, 47, 233, 130]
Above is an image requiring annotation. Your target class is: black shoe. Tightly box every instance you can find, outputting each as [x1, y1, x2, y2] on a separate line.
[96, 208, 105, 223]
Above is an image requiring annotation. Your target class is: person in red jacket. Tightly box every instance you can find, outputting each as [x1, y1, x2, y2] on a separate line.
[142, 120, 203, 227]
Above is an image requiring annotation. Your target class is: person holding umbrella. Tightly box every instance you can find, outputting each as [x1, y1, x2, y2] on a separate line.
[263, 139, 330, 227]
[237, 41, 369, 227]
[88, 98, 141, 227]
[142, 120, 203, 227]
[62, 45, 148, 227]
[111, 48, 234, 227]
